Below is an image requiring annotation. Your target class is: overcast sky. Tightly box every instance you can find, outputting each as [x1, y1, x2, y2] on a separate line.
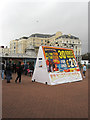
[0, 0, 88, 54]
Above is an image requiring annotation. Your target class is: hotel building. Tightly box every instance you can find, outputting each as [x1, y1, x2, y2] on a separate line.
[9, 31, 82, 61]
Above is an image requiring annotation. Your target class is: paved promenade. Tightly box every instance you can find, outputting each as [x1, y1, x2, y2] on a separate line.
[2, 69, 88, 118]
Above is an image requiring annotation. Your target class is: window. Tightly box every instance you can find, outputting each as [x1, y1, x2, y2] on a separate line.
[14, 50, 16, 53]
[33, 42, 35, 45]
[76, 46, 77, 49]
[71, 36, 73, 39]
[41, 40, 43, 42]
[14, 46, 16, 49]
[2, 49, 3, 53]
[56, 41, 58, 44]
[63, 40, 65, 43]
[39, 58, 42, 60]
[78, 57, 79, 61]
[47, 41, 50, 43]
[76, 51, 77, 55]
[62, 36, 65, 38]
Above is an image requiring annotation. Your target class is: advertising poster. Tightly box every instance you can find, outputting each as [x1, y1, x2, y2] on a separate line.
[42, 46, 81, 84]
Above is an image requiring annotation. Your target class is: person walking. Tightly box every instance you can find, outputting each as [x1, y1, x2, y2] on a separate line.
[13, 62, 16, 73]
[15, 61, 22, 83]
[29, 62, 34, 77]
[6, 61, 12, 83]
[1, 61, 5, 80]
[24, 62, 28, 75]
[83, 64, 87, 78]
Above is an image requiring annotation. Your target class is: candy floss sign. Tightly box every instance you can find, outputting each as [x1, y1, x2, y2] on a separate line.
[42, 46, 82, 85]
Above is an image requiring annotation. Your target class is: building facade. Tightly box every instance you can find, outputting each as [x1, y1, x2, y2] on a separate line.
[52, 33, 81, 62]
[10, 40, 18, 54]
[0, 46, 10, 56]
[9, 31, 82, 62]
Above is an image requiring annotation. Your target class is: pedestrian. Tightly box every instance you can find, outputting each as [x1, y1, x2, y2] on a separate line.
[15, 61, 22, 83]
[29, 62, 34, 77]
[6, 61, 12, 83]
[21, 63, 24, 74]
[13, 62, 16, 73]
[9, 61, 12, 79]
[24, 62, 28, 75]
[83, 64, 87, 78]
[1, 61, 5, 80]
[4, 61, 7, 79]
[78, 62, 82, 71]
[11, 61, 13, 73]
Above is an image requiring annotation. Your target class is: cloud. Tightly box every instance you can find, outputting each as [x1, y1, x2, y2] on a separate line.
[0, 1, 88, 54]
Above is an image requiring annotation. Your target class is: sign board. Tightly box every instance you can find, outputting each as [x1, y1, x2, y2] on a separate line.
[32, 46, 82, 85]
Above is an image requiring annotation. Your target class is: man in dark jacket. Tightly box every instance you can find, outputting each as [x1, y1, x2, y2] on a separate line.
[6, 61, 12, 83]
[24, 62, 28, 75]
[1, 61, 5, 80]
[15, 61, 22, 83]
[13, 62, 16, 73]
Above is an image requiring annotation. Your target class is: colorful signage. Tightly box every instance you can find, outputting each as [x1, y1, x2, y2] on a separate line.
[42, 46, 81, 83]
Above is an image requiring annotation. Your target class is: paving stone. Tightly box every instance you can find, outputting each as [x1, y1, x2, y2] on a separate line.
[2, 69, 88, 118]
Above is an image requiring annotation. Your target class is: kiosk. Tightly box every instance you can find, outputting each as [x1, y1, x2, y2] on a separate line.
[32, 46, 82, 85]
